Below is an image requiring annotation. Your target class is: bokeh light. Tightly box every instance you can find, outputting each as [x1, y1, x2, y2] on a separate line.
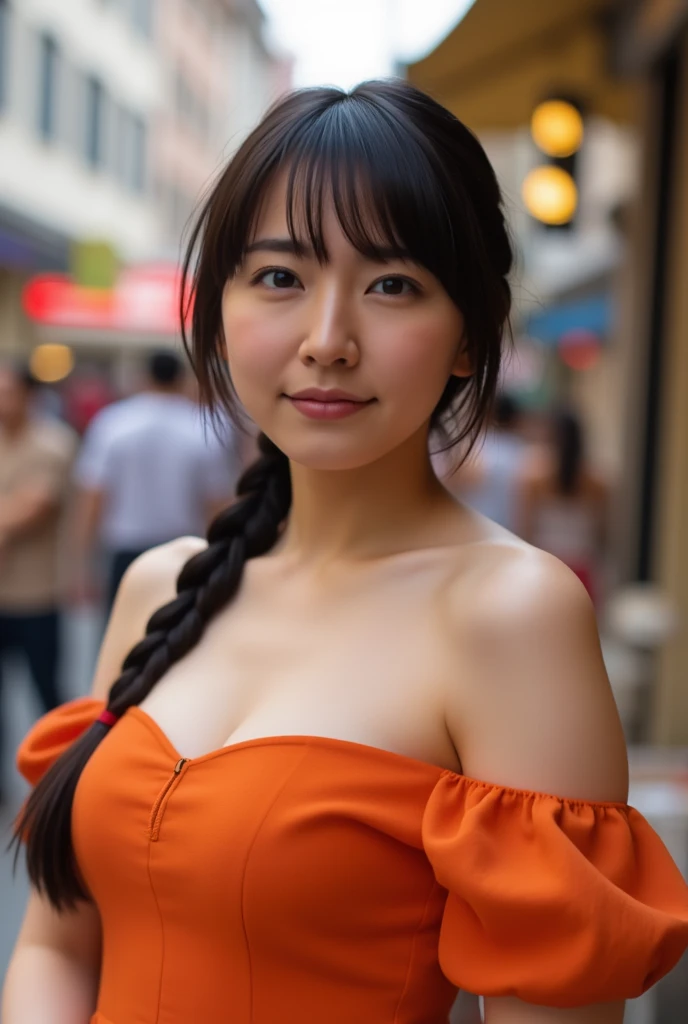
[531, 99, 584, 158]
[522, 165, 578, 225]
[29, 343, 75, 383]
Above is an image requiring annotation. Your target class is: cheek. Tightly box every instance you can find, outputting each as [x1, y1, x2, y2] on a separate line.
[222, 299, 289, 404]
[378, 312, 461, 403]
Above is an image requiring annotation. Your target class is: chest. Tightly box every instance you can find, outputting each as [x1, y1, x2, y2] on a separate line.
[138, 554, 462, 771]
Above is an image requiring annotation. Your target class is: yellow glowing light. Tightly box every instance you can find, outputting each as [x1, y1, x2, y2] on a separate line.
[531, 100, 584, 158]
[29, 343, 75, 383]
[522, 166, 578, 225]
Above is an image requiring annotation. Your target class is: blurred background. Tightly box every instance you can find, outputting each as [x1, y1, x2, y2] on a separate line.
[2, 1, 688, 1020]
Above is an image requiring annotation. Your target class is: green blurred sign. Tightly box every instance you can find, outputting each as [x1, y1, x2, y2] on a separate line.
[70, 240, 120, 289]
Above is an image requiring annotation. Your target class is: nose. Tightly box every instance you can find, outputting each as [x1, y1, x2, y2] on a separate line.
[298, 285, 359, 368]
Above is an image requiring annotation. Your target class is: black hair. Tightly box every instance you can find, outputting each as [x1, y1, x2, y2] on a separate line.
[148, 350, 183, 387]
[493, 392, 520, 430]
[0, 360, 39, 391]
[12, 79, 513, 910]
[555, 407, 584, 496]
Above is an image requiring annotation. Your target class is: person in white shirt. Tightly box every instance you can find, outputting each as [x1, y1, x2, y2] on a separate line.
[434, 393, 531, 534]
[72, 351, 238, 611]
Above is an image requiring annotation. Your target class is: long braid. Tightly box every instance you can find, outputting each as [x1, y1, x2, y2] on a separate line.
[107, 433, 290, 717]
[11, 434, 291, 910]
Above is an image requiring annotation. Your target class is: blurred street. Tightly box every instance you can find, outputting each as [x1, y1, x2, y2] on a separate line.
[0, 608, 100, 978]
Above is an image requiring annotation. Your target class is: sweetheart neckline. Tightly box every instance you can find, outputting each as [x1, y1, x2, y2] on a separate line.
[125, 704, 457, 778]
[122, 705, 630, 809]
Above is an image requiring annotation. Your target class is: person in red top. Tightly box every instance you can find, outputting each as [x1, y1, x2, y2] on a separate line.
[5, 81, 688, 1024]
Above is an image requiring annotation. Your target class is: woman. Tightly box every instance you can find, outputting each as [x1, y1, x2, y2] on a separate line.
[519, 407, 610, 605]
[4, 81, 688, 1024]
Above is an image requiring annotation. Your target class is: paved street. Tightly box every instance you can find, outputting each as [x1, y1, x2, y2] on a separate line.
[0, 607, 102, 983]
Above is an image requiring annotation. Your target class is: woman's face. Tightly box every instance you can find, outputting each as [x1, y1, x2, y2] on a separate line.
[221, 174, 469, 471]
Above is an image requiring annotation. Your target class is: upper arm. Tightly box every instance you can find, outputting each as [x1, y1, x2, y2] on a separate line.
[447, 547, 628, 802]
[12, 888, 101, 973]
[3, 433, 76, 522]
[90, 535, 207, 701]
[73, 415, 112, 492]
[445, 549, 628, 1023]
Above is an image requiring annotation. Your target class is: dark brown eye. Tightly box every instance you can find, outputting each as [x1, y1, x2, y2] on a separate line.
[259, 269, 300, 289]
[371, 277, 414, 296]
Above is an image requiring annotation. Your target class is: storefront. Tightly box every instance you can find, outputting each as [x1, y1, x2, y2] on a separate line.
[19, 263, 185, 424]
[609, 1, 688, 743]
[408, 0, 688, 743]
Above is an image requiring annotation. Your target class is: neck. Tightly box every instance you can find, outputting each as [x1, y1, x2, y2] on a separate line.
[276, 425, 458, 568]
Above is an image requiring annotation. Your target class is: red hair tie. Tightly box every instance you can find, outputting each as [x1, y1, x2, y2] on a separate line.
[97, 709, 119, 729]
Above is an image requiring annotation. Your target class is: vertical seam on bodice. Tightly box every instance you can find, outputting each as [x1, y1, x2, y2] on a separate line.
[240, 747, 310, 1024]
[147, 832, 166, 1024]
[392, 877, 442, 1023]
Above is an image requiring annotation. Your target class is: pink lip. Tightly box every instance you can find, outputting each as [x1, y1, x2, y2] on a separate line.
[286, 396, 375, 420]
[289, 388, 371, 402]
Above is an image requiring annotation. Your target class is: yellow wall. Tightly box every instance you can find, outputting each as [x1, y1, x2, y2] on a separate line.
[408, 0, 635, 132]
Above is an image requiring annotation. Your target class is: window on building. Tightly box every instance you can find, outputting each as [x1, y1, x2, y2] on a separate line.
[38, 33, 59, 140]
[130, 113, 146, 193]
[0, 0, 9, 113]
[114, 105, 147, 194]
[130, 0, 152, 38]
[175, 65, 210, 142]
[110, 102, 125, 184]
[85, 74, 104, 167]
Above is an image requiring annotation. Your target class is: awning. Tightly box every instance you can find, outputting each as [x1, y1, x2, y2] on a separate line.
[525, 292, 612, 345]
[406, 0, 637, 132]
[0, 202, 71, 272]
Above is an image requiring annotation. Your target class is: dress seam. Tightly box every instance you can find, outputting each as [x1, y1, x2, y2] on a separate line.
[439, 768, 630, 809]
[240, 746, 310, 1024]
[392, 875, 441, 1023]
[146, 833, 166, 1024]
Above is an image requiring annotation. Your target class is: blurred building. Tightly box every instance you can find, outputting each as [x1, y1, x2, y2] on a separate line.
[408, 0, 688, 746]
[0, 0, 291, 388]
[0, 0, 161, 360]
[155, 0, 292, 258]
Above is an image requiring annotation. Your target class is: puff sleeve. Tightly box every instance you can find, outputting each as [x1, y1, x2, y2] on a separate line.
[16, 697, 105, 787]
[422, 771, 688, 1008]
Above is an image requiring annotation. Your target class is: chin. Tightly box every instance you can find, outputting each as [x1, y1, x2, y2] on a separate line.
[277, 436, 392, 473]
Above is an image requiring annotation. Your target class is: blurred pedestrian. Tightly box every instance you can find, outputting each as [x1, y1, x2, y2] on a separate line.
[518, 406, 610, 603]
[63, 369, 117, 436]
[0, 362, 77, 803]
[435, 392, 531, 533]
[71, 350, 238, 612]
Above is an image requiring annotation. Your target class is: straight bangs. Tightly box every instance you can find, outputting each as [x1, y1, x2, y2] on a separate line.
[276, 102, 459, 294]
[224, 95, 460, 297]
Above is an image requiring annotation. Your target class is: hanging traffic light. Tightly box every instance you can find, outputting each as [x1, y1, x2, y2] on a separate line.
[523, 94, 585, 229]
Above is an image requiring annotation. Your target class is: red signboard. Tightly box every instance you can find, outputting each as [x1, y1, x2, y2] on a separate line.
[22, 264, 192, 335]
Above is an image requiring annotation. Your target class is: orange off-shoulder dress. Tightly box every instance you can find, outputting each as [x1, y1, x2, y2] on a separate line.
[15, 696, 688, 1024]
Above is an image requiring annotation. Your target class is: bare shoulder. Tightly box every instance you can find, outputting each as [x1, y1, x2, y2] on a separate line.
[444, 540, 629, 802]
[452, 539, 595, 637]
[89, 537, 207, 702]
[115, 536, 207, 609]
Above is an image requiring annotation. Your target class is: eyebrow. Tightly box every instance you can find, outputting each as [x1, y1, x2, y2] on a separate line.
[244, 238, 306, 256]
[243, 237, 413, 262]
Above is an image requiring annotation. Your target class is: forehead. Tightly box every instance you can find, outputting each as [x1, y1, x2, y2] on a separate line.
[248, 168, 394, 255]
[249, 173, 291, 234]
